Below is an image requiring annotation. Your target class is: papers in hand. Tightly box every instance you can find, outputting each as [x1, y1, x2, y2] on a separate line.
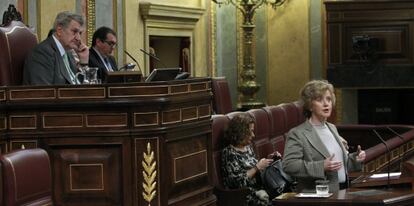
[369, 172, 401, 179]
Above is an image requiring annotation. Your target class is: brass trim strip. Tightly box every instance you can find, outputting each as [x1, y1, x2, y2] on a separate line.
[69, 163, 104, 191]
[134, 112, 159, 127]
[9, 115, 36, 129]
[173, 150, 207, 184]
[85, 113, 128, 127]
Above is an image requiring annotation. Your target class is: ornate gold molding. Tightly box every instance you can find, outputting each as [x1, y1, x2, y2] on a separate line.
[86, 0, 96, 47]
[210, 2, 217, 77]
[142, 142, 157, 205]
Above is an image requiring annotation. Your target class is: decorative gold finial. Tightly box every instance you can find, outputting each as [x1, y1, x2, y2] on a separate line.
[212, 0, 287, 110]
[142, 142, 157, 205]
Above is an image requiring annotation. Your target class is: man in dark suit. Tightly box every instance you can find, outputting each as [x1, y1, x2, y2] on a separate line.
[88, 26, 118, 81]
[23, 11, 89, 85]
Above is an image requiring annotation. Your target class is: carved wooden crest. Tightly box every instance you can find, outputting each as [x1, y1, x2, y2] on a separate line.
[2, 4, 22, 26]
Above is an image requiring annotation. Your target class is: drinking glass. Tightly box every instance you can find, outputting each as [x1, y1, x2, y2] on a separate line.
[315, 179, 329, 195]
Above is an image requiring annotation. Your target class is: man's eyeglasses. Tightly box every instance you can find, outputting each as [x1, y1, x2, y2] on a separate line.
[103, 40, 117, 48]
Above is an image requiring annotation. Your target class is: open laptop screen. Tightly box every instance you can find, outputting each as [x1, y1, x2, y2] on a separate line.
[145, 67, 182, 82]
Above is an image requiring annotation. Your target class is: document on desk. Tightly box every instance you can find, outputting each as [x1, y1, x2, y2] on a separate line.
[369, 172, 401, 179]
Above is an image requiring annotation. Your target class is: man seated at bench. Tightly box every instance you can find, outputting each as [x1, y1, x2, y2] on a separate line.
[23, 11, 89, 85]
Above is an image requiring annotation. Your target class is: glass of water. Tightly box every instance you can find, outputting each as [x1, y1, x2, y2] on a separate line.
[315, 179, 329, 195]
[85, 67, 99, 84]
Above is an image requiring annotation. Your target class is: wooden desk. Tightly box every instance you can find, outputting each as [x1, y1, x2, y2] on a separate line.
[273, 188, 414, 206]
[0, 78, 215, 206]
[351, 172, 414, 190]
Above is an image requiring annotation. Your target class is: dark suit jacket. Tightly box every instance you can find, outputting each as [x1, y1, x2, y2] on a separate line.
[282, 121, 362, 193]
[88, 48, 117, 80]
[23, 36, 77, 85]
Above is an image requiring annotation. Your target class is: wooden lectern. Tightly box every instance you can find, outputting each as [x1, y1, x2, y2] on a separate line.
[0, 78, 215, 206]
[273, 161, 414, 205]
[272, 188, 414, 206]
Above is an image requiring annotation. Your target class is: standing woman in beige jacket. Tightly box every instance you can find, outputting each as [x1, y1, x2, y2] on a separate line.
[282, 80, 366, 193]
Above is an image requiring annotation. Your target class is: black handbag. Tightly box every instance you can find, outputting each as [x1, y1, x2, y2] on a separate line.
[260, 159, 295, 199]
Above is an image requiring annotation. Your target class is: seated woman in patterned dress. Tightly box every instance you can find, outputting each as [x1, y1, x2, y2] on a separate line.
[221, 113, 276, 206]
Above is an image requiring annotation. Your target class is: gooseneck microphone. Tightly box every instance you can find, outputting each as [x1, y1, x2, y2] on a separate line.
[372, 129, 391, 189]
[124, 50, 143, 74]
[386, 126, 406, 171]
[140, 48, 168, 68]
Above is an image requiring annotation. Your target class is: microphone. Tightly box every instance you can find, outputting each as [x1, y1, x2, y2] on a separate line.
[386, 126, 406, 171]
[140, 48, 168, 68]
[372, 129, 391, 189]
[124, 50, 143, 74]
[118, 63, 135, 71]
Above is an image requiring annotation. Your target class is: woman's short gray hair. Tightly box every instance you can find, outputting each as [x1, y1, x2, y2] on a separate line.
[53, 11, 84, 31]
[300, 80, 336, 118]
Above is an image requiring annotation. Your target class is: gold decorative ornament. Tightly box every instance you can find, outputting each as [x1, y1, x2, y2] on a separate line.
[142, 142, 157, 205]
[212, 0, 286, 110]
[86, 0, 96, 47]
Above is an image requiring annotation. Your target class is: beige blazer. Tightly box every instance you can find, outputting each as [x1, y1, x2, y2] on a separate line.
[282, 120, 362, 193]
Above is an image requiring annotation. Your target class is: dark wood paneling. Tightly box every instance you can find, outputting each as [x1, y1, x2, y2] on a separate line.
[182, 107, 197, 122]
[9, 88, 56, 100]
[328, 24, 341, 64]
[174, 150, 207, 183]
[198, 105, 211, 118]
[166, 134, 211, 205]
[86, 113, 128, 128]
[43, 113, 83, 128]
[343, 23, 411, 64]
[50, 142, 123, 206]
[108, 86, 169, 97]
[10, 140, 37, 151]
[1, 78, 215, 206]
[325, 0, 414, 88]
[0, 141, 7, 154]
[171, 84, 188, 94]
[134, 112, 159, 127]
[9, 115, 36, 129]
[58, 87, 105, 99]
[0, 89, 5, 100]
[0, 117, 5, 130]
[162, 109, 181, 124]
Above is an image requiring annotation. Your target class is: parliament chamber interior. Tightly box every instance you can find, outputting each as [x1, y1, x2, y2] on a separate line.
[1, 0, 414, 205]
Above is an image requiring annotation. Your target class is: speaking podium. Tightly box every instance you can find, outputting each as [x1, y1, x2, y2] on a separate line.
[272, 188, 414, 206]
[350, 172, 414, 191]
[273, 164, 414, 206]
